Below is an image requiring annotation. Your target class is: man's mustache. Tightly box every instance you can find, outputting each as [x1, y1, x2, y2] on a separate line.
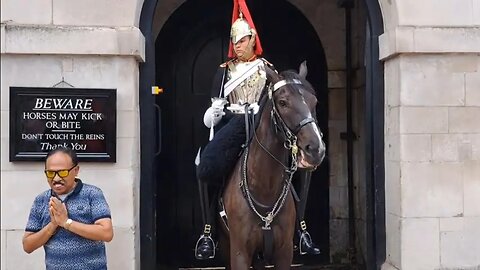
[52, 180, 65, 185]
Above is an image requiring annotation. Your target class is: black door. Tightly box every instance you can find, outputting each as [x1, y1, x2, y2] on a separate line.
[155, 0, 329, 268]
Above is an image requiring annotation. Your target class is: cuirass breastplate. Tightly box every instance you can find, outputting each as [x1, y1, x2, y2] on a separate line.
[226, 59, 267, 105]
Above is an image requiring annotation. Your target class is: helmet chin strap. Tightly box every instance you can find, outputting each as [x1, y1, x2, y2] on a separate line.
[248, 31, 257, 51]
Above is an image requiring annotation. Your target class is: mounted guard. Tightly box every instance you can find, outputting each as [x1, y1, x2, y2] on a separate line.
[194, 0, 323, 261]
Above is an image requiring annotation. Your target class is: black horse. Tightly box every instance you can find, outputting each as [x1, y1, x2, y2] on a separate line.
[219, 63, 326, 269]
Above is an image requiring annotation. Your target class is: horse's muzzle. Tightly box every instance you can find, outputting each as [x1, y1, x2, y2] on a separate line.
[297, 140, 325, 170]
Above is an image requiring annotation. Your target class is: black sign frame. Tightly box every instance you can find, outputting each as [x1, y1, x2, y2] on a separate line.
[9, 87, 117, 162]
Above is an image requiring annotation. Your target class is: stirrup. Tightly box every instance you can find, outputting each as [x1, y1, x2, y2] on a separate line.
[299, 230, 320, 255]
[194, 234, 216, 260]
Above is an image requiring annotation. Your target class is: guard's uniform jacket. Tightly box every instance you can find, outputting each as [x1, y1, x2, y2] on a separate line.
[197, 57, 274, 184]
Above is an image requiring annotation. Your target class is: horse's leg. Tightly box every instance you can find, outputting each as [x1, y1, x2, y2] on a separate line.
[218, 225, 231, 269]
[274, 198, 296, 270]
[224, 167, 259, 269]
[252, 255, 266, 270]
[229, 228, 255, 270]
[229, 245, 252, 270]
[273, 242, 294, 270]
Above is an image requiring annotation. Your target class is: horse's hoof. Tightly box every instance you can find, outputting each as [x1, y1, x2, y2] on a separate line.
[194, 235, 215, 260]
[299, 231, 321, 255]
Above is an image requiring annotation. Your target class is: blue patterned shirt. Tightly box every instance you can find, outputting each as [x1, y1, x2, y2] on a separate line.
[25, 179, 111, 270]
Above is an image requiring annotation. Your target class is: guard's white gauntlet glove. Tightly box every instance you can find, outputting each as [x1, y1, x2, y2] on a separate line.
[203, 98, 228, 128]
[226, 102, 260, 114]
[248, 102, 259, 114]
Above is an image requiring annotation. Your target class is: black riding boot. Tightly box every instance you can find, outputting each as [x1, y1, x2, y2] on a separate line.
[296, 170, 320, 255]
[195, 180, 216, 260]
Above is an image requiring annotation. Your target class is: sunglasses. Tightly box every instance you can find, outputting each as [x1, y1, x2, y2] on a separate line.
[44, 165, 77, 179]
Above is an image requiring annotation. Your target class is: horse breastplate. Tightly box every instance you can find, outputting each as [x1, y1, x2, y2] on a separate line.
[226, 59, 267, 105]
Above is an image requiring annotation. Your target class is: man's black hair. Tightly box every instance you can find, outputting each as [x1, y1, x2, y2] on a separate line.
[45, 147, 79, 166]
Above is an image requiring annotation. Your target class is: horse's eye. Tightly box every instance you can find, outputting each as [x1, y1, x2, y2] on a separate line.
[278, 100, 287, 107]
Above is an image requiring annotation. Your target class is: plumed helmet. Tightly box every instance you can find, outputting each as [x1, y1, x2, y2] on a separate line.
[230, 14, 253, 44]
[228, 0, 263, 58]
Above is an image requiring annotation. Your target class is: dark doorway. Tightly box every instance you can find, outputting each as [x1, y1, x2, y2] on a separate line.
[154, 0, 329, 268]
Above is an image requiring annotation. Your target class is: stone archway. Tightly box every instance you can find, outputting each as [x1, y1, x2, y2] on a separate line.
[153, 0, 329, 267]
[138, 0, 388, 269]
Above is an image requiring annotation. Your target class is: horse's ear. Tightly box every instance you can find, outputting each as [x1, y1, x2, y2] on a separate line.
[299, 61, 308, 79]
[265, 66, 280, 83]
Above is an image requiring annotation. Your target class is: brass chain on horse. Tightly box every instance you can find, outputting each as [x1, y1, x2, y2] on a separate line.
[240, 136, 298, 229]
[239, 80, 314, 229]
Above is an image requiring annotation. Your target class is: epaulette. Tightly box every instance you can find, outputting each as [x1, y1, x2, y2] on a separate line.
[261, 58, 274, 67]
[220, 58, 236, 68]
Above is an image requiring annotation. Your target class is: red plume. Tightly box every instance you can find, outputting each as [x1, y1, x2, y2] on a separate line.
[228, 0, 263, 58]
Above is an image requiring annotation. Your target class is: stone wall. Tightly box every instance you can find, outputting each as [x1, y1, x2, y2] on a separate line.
[0, 0, 144, 269]
[2, 0, 371, 267]
[380, 0, 480, 268]
[153, 0, 368, 263]
[2, 0, 479, 269]
[290, 0, 369, 263]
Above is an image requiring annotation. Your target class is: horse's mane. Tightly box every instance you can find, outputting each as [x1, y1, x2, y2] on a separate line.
[251, 84, 270, 133]
[279, 70, 316, 96]
[257, 69, 315, 116]
[247, 69, 315, 144]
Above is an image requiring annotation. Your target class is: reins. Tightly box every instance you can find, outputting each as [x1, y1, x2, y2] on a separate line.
[240, 78, 315, 229]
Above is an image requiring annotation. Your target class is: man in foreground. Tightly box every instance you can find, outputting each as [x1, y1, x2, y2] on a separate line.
[23, 147, 113, 269]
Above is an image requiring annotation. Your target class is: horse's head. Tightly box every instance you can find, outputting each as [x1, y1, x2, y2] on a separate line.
[264, 61, 326, 170]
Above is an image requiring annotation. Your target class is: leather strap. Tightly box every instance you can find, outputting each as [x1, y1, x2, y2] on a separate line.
[273, 79, 302, 92]
[224, 59, 264, 97]
[296, 170, 312, 222]
[292, 117, 316, 135]
[197, 180, 210, 225]
[263, 226, 274, 262]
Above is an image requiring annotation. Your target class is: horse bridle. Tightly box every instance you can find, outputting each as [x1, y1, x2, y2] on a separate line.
[270, 79, 317, 138]
[241, 78, 318, 229]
